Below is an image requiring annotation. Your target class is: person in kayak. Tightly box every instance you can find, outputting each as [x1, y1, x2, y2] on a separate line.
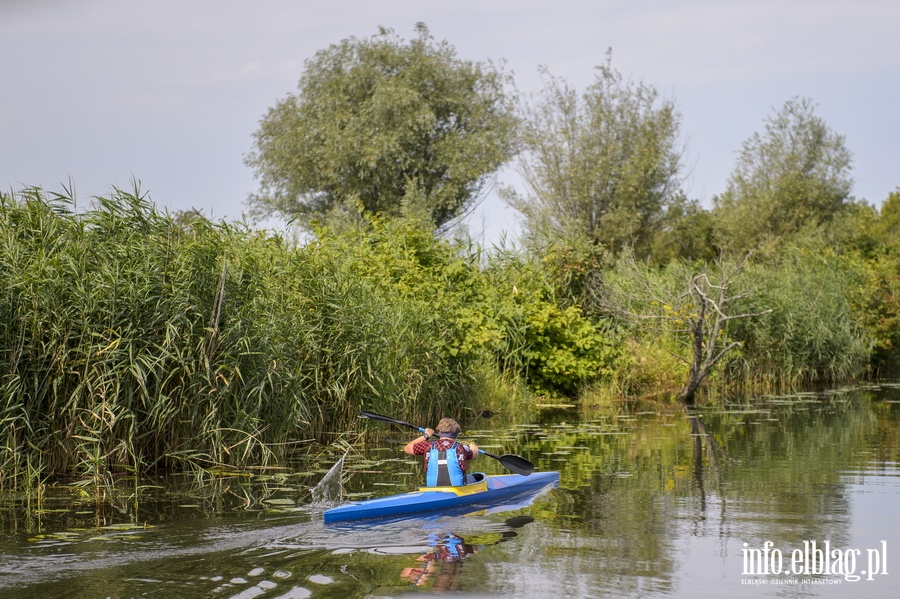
[404, 417, 479, 486]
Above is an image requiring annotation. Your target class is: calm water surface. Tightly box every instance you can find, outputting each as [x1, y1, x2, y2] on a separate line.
[1, 384, 899, 598]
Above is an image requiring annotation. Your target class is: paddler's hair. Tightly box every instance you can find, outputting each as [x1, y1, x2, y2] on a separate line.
[436, 418, 461, 438]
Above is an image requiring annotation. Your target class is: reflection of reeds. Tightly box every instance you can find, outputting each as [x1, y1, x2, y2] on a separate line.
[0, 186, 479, 496]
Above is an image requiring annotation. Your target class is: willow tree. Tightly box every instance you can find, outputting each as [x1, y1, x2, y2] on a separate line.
[504, 52, 685, 258]
[713, 97, 854, 255]
[245, 23, 518, 232]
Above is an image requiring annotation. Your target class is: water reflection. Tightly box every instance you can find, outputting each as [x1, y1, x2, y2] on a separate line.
[1, 384, 900, 597]
[400, 532, 477, 591]
[389, 516, 531, 593]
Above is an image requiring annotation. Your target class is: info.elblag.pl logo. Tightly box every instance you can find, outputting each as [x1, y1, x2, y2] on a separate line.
[741, 540, 889, 584]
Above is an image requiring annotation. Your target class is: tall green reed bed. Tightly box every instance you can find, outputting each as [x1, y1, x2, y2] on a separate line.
[581, 247, 876, 407]
[0, 187, 482, 491]
[722, 246, 874, 392]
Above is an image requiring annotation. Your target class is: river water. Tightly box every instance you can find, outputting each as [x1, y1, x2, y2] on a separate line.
[1, 384, 899, 598]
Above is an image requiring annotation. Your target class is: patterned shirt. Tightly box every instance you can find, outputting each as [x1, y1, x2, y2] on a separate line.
[411, 437, 476, 475]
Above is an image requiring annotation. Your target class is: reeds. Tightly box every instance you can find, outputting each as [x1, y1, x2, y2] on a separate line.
[0, 186, 483, 489]
[723, 247, 874, 392]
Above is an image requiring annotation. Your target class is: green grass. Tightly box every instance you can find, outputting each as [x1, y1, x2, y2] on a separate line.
[0, 186, 493, 490]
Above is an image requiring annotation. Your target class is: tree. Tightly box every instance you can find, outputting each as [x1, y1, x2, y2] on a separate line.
[503, 52, 685, 258]
[829, 190, 900, 372]
[647, 193, 718, 265]
[244, 23, 518, 232]
[873, 189, 900, 251]
[713, 97, 854, 255]
[600, 252, 769, 404]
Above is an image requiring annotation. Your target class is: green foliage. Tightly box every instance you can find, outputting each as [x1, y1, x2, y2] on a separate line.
[245, 23, 517, 231]
[516, 302, 618, 397]
[828, 190, 900, 372]
[314, 215, 620, 399]
[584, 338, 686, 406]
[877, 190, 900, 249]
[822, 199, 882, 258]
[785, 190, 900, 375]
[851, 253, 900, 372]
[312, 214, 502, 368]
[0, 186, 495, 487]
[713, 97, 854, 256]
[647, 194, 718, 265]
[504, 51, 685, 258]
[725, 246, 873, 388]
[600, 252, 762, 403]
[529, 238, 608, 312]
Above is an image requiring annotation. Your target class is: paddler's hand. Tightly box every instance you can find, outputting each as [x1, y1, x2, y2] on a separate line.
[405, 429, 434, 455]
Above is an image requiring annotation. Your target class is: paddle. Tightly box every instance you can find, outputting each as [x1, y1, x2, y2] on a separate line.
[358, 410, 535, 476]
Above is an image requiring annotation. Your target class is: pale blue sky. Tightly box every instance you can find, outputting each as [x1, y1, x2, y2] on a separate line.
[2, 0, 898, 242]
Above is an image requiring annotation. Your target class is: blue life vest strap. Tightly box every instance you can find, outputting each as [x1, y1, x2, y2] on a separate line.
[426, 441, 464, 486]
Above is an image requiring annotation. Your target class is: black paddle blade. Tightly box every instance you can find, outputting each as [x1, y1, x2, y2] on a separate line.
[358, 410, 421, 431]
[482, 451, 535, 476]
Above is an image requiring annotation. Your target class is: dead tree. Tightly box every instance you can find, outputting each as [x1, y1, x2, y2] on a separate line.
[595, 252, 771, 405]
[677, 268, 771, 404]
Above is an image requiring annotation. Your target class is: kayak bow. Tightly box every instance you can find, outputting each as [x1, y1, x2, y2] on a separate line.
[323, 471, 560, 523]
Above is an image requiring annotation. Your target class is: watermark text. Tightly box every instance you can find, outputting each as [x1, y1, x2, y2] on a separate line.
[742, 540, 889, 582]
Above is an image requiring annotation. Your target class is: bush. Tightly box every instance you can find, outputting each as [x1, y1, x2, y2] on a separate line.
[317, 217, 622, 399]
[485, 249, 621, 398]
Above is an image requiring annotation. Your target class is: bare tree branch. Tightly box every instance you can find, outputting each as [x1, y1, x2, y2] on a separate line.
[600, 250, 770, 404]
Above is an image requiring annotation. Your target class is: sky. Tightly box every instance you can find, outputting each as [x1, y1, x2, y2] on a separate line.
[2, 0, 898, 243]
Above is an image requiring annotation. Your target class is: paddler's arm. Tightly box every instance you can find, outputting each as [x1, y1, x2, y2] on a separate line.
[404, 428, 434, 455]
[464, 441, 479, 460]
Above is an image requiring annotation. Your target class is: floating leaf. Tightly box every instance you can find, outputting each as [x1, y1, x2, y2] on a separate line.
[263, 498, 297, 506]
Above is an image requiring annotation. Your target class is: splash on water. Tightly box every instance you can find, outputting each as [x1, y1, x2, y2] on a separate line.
[310, 452, 346, 505]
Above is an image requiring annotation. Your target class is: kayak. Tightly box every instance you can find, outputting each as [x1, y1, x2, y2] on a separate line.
[323, 470, 560, 523]
[324, 471, 559, 523]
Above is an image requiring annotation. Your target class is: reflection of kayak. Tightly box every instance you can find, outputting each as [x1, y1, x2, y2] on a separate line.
[323, 471, 560, 523]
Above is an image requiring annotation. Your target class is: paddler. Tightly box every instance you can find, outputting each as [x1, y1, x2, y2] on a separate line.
[403, 417, 479, 487]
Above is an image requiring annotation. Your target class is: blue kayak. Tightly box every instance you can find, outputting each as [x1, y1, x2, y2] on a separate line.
[323, 471, 560, 523]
